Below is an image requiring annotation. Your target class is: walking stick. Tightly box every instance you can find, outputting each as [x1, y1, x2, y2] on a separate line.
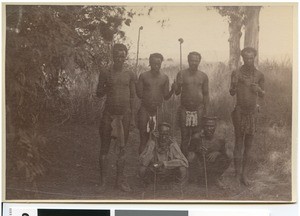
[153, 139, 159, 199]
[201, 136, 209, 198]
[153, 166, 157, 199]
[153, 106, 159, 199]
[202, 152, 208, 198]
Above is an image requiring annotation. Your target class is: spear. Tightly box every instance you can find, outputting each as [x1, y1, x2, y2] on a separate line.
[135, 26, 143, 73]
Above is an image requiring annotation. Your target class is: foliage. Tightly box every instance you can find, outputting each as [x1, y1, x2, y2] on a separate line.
[208, 6, 262, 70]
[208, 6, 246, 24]
[208, 6, 261, 29]
[6, 5, 133, 183]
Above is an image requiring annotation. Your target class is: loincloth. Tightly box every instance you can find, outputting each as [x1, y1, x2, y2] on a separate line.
[111, 115, 125, 149]
[232, 106, 256, 135]
[137, 105, 163, 132]
[177, 105, 205, 127]
[147, 115, 157, 133]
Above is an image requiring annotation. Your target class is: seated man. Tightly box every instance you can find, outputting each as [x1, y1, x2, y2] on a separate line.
[139, 122, 188, 185]
[189, 117, 231, 188]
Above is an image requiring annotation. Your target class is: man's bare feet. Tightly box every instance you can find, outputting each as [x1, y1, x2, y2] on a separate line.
[215, 178, 226, 189]
[235, 175, 241, 187]
[118, 181, 132, 192]
[241, 175, 251, 186]
[97, 181, 107, 192]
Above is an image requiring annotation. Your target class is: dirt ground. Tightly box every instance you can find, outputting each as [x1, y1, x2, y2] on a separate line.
[6, 123, 292, 201]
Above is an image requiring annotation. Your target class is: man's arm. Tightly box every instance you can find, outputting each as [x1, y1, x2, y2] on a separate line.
[139, 139, 156, 167]
[257, 73, 265, 98]
[163, 142, 188, 169]
[209, 139, 226, 153]
[229, 70, 237, 96]
[135, 73, 143, 99]
[163, 76, 174, 100]
[174, 71, 182, 95]
[250, 72, 265, 97]
[96, 70, 107, 98]
[130, 72, 137, 112]
[206, 139, 228, 162]
[202, 74, 209, 116]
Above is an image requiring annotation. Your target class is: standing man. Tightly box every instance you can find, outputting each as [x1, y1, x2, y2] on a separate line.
[230, 47, 265, 186]
[96, 43, 136, 192]
[136, 53, 174, 154]
[174, 52, 209, 157]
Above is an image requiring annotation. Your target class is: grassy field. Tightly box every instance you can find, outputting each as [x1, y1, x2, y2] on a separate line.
[6, 59, 293, 201]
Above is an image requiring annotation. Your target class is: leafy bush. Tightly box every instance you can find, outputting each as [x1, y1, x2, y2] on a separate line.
[6, 5, 133, 184]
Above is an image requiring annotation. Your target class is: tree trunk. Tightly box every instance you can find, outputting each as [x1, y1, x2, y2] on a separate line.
[228, 16, 243, 72]
[244, 6, 261, 66]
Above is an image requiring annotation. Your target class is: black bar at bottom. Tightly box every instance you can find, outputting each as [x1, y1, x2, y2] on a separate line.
[38, 209, 110, 216]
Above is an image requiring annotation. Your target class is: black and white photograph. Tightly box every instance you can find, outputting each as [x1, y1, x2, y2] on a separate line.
[4, 3, 297, 202]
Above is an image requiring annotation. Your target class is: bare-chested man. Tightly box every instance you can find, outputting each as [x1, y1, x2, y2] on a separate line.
[189, 117, 231, 188]
[96, 43, 136, 192]
[174, 52, 209, 157]
[136, 53, 174, 154]
[230, 47, 265, 186]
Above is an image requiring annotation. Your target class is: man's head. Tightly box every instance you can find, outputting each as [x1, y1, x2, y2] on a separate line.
[241, 47, 257, 68]
[203, 116, 217, 138]
[158, 122, 171, 147]
[113, 43, 128, 68]
[149, 53, 163, 73]
[188, 52, 201, 72]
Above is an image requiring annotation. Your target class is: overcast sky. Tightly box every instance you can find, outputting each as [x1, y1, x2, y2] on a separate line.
[121, 4, 294, 62]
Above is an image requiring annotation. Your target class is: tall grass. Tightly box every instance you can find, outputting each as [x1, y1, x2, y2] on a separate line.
[65, 59, 292, 184]
[65, 59, 292, 130]
[259, 59, 293, 128]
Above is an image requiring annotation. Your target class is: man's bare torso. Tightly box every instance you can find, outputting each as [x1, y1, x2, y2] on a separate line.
[137, 71, 169, 113]
[97, 68, 135, 114]
[232, 66, 264, 113]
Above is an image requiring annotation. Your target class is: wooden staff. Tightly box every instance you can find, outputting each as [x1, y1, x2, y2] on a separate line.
[178, 38, 184, 70]
[202, 152, 208, 198]
[201, 136, 209, 198]
[135, 26, 143, 74]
